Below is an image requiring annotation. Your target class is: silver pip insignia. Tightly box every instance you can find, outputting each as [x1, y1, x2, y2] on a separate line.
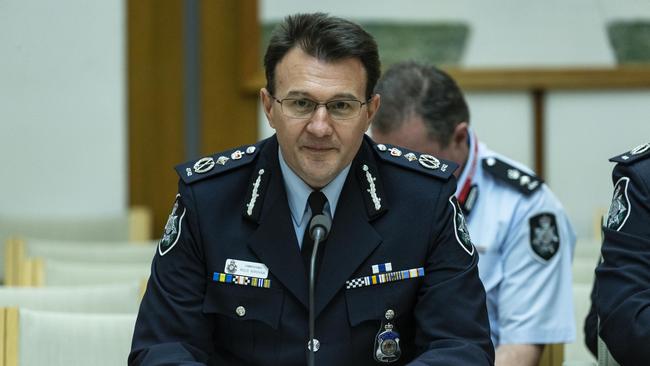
[231, 150, 244, 160]
[216, 156, 229, 165]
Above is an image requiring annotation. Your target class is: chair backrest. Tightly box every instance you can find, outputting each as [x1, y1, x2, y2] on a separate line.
[3, 307, 136, 366]
[0, 207, 154, 284]
[0, 282, 142, 313]
[26, 239, 156, 263]
[0, 215, 131, 243]
[36, 259, 151, 287]
[6, 238, 157, 286]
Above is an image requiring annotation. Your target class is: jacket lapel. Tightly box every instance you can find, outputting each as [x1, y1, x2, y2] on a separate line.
[246, 137, 308, 308]
[315, 138, 386, 316]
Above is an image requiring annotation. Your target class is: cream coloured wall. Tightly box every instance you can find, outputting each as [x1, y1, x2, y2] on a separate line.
[0, 0, 126, 217]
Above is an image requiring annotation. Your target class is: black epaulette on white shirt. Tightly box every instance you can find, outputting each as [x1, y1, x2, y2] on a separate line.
[609, 142, 650, 165]
[482, 157, 542, 195]
[175, 143, 261, 184]
[373, 143, 457, 180]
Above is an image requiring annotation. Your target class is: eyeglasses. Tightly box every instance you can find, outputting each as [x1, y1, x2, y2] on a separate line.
[271, 95, 371, 121]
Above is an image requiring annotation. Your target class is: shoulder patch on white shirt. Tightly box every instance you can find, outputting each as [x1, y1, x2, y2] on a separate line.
[529, 213, 559, 262]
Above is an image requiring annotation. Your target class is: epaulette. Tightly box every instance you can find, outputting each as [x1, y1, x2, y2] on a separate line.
[175, 143, 260, 184]
[609, 142, 650, 165]
[372, 143, 457, 180]
[482, 157, 542, 195]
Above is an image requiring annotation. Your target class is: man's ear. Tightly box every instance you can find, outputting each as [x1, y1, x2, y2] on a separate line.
[260, 88, 275, 129]
[452, 121, 469, 146]
[365, 93, 381, 131]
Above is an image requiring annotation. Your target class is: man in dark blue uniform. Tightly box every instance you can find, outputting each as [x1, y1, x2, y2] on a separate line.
[129, 13, 494, 366]
[596, 142, 650, 365]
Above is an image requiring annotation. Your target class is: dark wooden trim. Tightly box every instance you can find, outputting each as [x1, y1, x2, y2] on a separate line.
[128, 0, 185, 232]
[199, 0, 258, 155]
[238, 0, 261, 88]
[242, 67, 650, 94]
[447, 66, 650, 90]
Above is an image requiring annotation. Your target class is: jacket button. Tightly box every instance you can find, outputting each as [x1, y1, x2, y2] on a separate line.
[235, 306, 246, 317]
[307, 339, 320, 352]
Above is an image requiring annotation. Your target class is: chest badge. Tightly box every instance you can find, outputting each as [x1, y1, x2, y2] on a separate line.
[374, 309, 401, 363]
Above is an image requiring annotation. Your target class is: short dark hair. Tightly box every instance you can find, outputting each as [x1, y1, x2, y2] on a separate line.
[372, 62, 470, 147]
[264, 13, 380, 100]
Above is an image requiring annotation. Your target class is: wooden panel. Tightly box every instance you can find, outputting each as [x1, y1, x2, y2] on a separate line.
[448, 67, 650, 90]
[199, 0, 258, 154]
[5, 308, 18, 366]
[243, 67, 650, 94]
[4, 238, 15, 286]
[0, 306, 4, 366]
[533, 90, 545, 179]
[128, 0, 185, 232]
[539, 343, 564, 366]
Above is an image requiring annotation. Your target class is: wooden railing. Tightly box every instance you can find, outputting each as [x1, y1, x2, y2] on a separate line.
[243, 66, 650, 179]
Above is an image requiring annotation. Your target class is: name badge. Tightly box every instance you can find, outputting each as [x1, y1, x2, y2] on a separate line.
[224, 258, 269, 279]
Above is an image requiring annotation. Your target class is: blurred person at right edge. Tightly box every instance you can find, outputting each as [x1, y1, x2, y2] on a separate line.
[370, 61, 576, 366]
[595, 142, 650, 365]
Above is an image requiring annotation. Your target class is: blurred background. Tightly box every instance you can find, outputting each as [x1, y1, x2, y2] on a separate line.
[3, 0, 650, 238]
[1, 1, 650, 364]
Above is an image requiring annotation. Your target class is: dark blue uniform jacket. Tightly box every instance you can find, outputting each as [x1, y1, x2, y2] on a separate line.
[130, 135, 494, 365]
[597, 144, 650, 366]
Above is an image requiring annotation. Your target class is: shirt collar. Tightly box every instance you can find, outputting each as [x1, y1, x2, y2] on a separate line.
[278, 148, 350, 226]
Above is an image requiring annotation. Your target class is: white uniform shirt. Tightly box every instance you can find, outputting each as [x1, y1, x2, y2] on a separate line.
[457, 132, 576, 346]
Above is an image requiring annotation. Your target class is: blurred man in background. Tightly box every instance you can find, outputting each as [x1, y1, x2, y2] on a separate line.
[596, 142, 650, 365]
[371, 62, 576, 366]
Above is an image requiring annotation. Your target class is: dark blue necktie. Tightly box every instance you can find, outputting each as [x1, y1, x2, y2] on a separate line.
[301, 191, 328, 270]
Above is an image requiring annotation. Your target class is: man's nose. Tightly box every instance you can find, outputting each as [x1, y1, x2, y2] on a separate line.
[306, 105, 333, 136]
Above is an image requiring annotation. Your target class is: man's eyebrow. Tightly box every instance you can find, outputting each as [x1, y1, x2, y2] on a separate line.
[284, 90, 362, 101]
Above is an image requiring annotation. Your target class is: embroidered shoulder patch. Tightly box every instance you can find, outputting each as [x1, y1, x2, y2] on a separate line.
[609, 142, 650, 165]
[175, 143, 260, 184]
[158, 194, 186, 256]
[529, 213, 559, 261]
[606, 177, 631, 231]
[373, 143, 457, 180]
[449, 196, 474, 256]
[482, 157, 542, 195]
